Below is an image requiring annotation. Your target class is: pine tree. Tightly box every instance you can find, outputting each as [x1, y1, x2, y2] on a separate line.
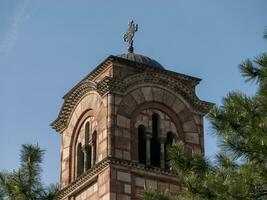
[142, 32, 267, 200]
[0, 144, 59, 200]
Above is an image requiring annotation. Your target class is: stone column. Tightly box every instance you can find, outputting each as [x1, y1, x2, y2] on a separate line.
[91, 141, 95, 166]
[82, 144, 90, 172]
[158, 136, 166, 169]
[145, 133, 152, 165]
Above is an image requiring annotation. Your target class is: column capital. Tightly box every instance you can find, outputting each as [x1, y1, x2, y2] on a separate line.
[82, 144, 90, 152]
[147, 124, 152, 133]
[158, 136, 166, 143]
[145, 133, 153, 140]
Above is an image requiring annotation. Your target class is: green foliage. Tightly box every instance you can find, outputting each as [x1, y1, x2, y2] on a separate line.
[142, 31, 267, 200]
[0, 144, 59, 200]
[142, 188, 177, 200]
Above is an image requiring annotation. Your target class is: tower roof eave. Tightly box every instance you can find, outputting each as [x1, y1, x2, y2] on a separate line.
[64, 55, 202, 99]
[51, 55, 208, 133]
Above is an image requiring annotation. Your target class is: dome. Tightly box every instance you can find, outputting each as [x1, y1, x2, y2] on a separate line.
[117, 53, 164, 69]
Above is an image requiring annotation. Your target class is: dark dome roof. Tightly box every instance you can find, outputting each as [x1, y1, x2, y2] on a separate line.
[117, 53, 164, 69]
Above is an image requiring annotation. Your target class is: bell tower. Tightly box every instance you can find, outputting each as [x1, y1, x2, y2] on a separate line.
[52, 21, 212, 200]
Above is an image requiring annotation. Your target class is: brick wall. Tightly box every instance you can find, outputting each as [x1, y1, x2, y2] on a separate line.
[109, 166, 180, 199]
[73, 167, 110, 200]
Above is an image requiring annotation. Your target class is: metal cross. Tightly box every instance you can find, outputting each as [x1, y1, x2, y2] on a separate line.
[123, 20, 138, 53]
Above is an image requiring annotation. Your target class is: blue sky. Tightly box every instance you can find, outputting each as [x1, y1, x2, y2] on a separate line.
[0, 0, 266, 185]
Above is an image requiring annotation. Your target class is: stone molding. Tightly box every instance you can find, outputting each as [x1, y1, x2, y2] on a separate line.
[80, 55, 201, 85]
[55, 157, 178, 199]
[51, 80, 97, 132]
[55, 158, 109, 200]
[52, 72, 212, 132]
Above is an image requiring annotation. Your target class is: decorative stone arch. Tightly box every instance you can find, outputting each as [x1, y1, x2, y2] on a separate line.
[64, 91, 102, 140]
[117, 85, 199, 134]
[122, 72, 196, 96]
[52, 80, 97, 132]
[70, 109, 94, 182]
[115, 85, 201, 166]
[61, 91, 102, 183]
[119, 72, 210, 114]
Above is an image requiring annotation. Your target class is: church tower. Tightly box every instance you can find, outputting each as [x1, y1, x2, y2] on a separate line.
[52, 21, 212, 200]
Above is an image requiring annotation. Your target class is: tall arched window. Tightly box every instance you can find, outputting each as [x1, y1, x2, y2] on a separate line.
[77, 143, 84, 177]
[138, 125, 146, 164]
[75, 118, 98, 178]
[151, 113, 160, 167]
[165, 132, 175, 169]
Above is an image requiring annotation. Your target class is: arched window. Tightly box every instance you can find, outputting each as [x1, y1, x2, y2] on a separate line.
[151, 113, 160, 167]
[75, 118, 98, 178]
[165, 132, 175, 169]
[77, 143, 84, 177]
[138, 125, 146, 164]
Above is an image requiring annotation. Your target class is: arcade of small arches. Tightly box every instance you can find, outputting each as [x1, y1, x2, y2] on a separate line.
[134, 109, 179, 169]
[74, 109, 181, 178]
[75, 117, 97, 177]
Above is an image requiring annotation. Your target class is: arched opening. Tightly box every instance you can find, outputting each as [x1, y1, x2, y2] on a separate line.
[130, 102, 185, 168]
[77, 143, 84, 177]
[151, 113, 160, 167]
[138, 125, 146, 164]
[165, 132, 175, 169]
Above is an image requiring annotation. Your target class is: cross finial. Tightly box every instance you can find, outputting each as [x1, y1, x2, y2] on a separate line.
[123, 20, 138, 53]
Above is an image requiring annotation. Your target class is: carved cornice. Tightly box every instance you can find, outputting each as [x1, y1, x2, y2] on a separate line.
[51, 80, 97, 132]
[52, 56, 212, 133]
[97, 72, 212, 114]
[55, 157, 178, 199]
[109, 157, 179, 182]
[111, 55, 201, 87]
[95, 76, 124, 96]
[79, 56, 114, 82]
[80, 55, 201, 86]
[52, 72, 211, 132]
[55, 158, 110, 200]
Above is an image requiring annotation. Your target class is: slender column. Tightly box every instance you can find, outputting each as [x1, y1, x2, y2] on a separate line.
[145, 133, 152, 165]
[159, 136, 166, 169]
[91, 142, 95, 166]
[82, 144, 90, 172]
